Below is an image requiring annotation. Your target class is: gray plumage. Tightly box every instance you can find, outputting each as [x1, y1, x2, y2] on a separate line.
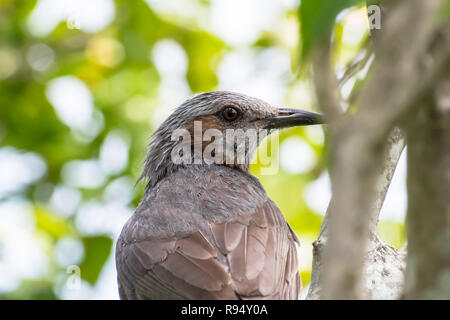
[116, 91, 324, 299]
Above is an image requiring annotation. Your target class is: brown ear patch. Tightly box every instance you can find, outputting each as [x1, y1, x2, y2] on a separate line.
[186, 116, 223, 136]
[186, 116, 223, 151]
[185, 115, 248, 172]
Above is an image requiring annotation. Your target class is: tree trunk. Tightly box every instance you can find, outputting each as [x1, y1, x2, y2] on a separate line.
[404, 74, 450, 299]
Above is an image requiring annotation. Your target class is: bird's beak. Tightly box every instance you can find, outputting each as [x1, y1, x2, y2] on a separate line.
[263, 108, 325, 129]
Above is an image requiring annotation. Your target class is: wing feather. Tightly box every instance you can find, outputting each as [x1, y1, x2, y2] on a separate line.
[116, 200, 301, 299]
[115, 167, 301, 300]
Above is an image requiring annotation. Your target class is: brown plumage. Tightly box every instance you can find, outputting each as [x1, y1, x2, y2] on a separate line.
[115, 91, 324, 300]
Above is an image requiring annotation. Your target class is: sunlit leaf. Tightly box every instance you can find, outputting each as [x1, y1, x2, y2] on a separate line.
[34, 206, 74, 239]
[300, 270, 312, 287]
[378, 221, 406, 249]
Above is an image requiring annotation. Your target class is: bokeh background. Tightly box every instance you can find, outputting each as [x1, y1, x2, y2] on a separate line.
[0, 0, 406, 299]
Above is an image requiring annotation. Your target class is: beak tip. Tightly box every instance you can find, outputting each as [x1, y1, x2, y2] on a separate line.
[312, 113, 326, 125]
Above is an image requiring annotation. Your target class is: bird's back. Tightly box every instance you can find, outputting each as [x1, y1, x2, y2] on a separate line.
[115, 165, 301, 299]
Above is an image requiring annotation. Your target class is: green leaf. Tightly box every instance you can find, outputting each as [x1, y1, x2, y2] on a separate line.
[299, 0, 364, 59]
[79, 235, 113, 285]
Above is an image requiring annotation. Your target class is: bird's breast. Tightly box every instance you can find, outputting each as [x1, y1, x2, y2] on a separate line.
[120, 165, 269, 243]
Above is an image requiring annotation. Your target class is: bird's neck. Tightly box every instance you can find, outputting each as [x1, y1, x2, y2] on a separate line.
[140, 143, 254, 190]
[140, 122, 261, 189]
[142, 156, 252, 190]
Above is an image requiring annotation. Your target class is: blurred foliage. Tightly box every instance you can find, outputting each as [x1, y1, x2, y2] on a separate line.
[80, 236, 113, 285]
[299, 0, 364, 59]
[0, 0, 406, 299]
[438, 0, 450, 24]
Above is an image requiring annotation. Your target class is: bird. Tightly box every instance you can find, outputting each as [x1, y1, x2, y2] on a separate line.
[115, 91, 324, 300]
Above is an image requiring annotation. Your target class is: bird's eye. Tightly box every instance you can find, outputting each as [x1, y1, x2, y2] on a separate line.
[222, 107, 239, 121]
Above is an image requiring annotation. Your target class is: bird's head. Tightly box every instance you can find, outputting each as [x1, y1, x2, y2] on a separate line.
[141, 91, 324, 188]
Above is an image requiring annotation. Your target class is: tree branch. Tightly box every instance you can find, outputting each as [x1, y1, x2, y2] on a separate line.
[312, 37, 343, 120]
[307, 0, 445, 299]
[307, 128, 406, 300]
